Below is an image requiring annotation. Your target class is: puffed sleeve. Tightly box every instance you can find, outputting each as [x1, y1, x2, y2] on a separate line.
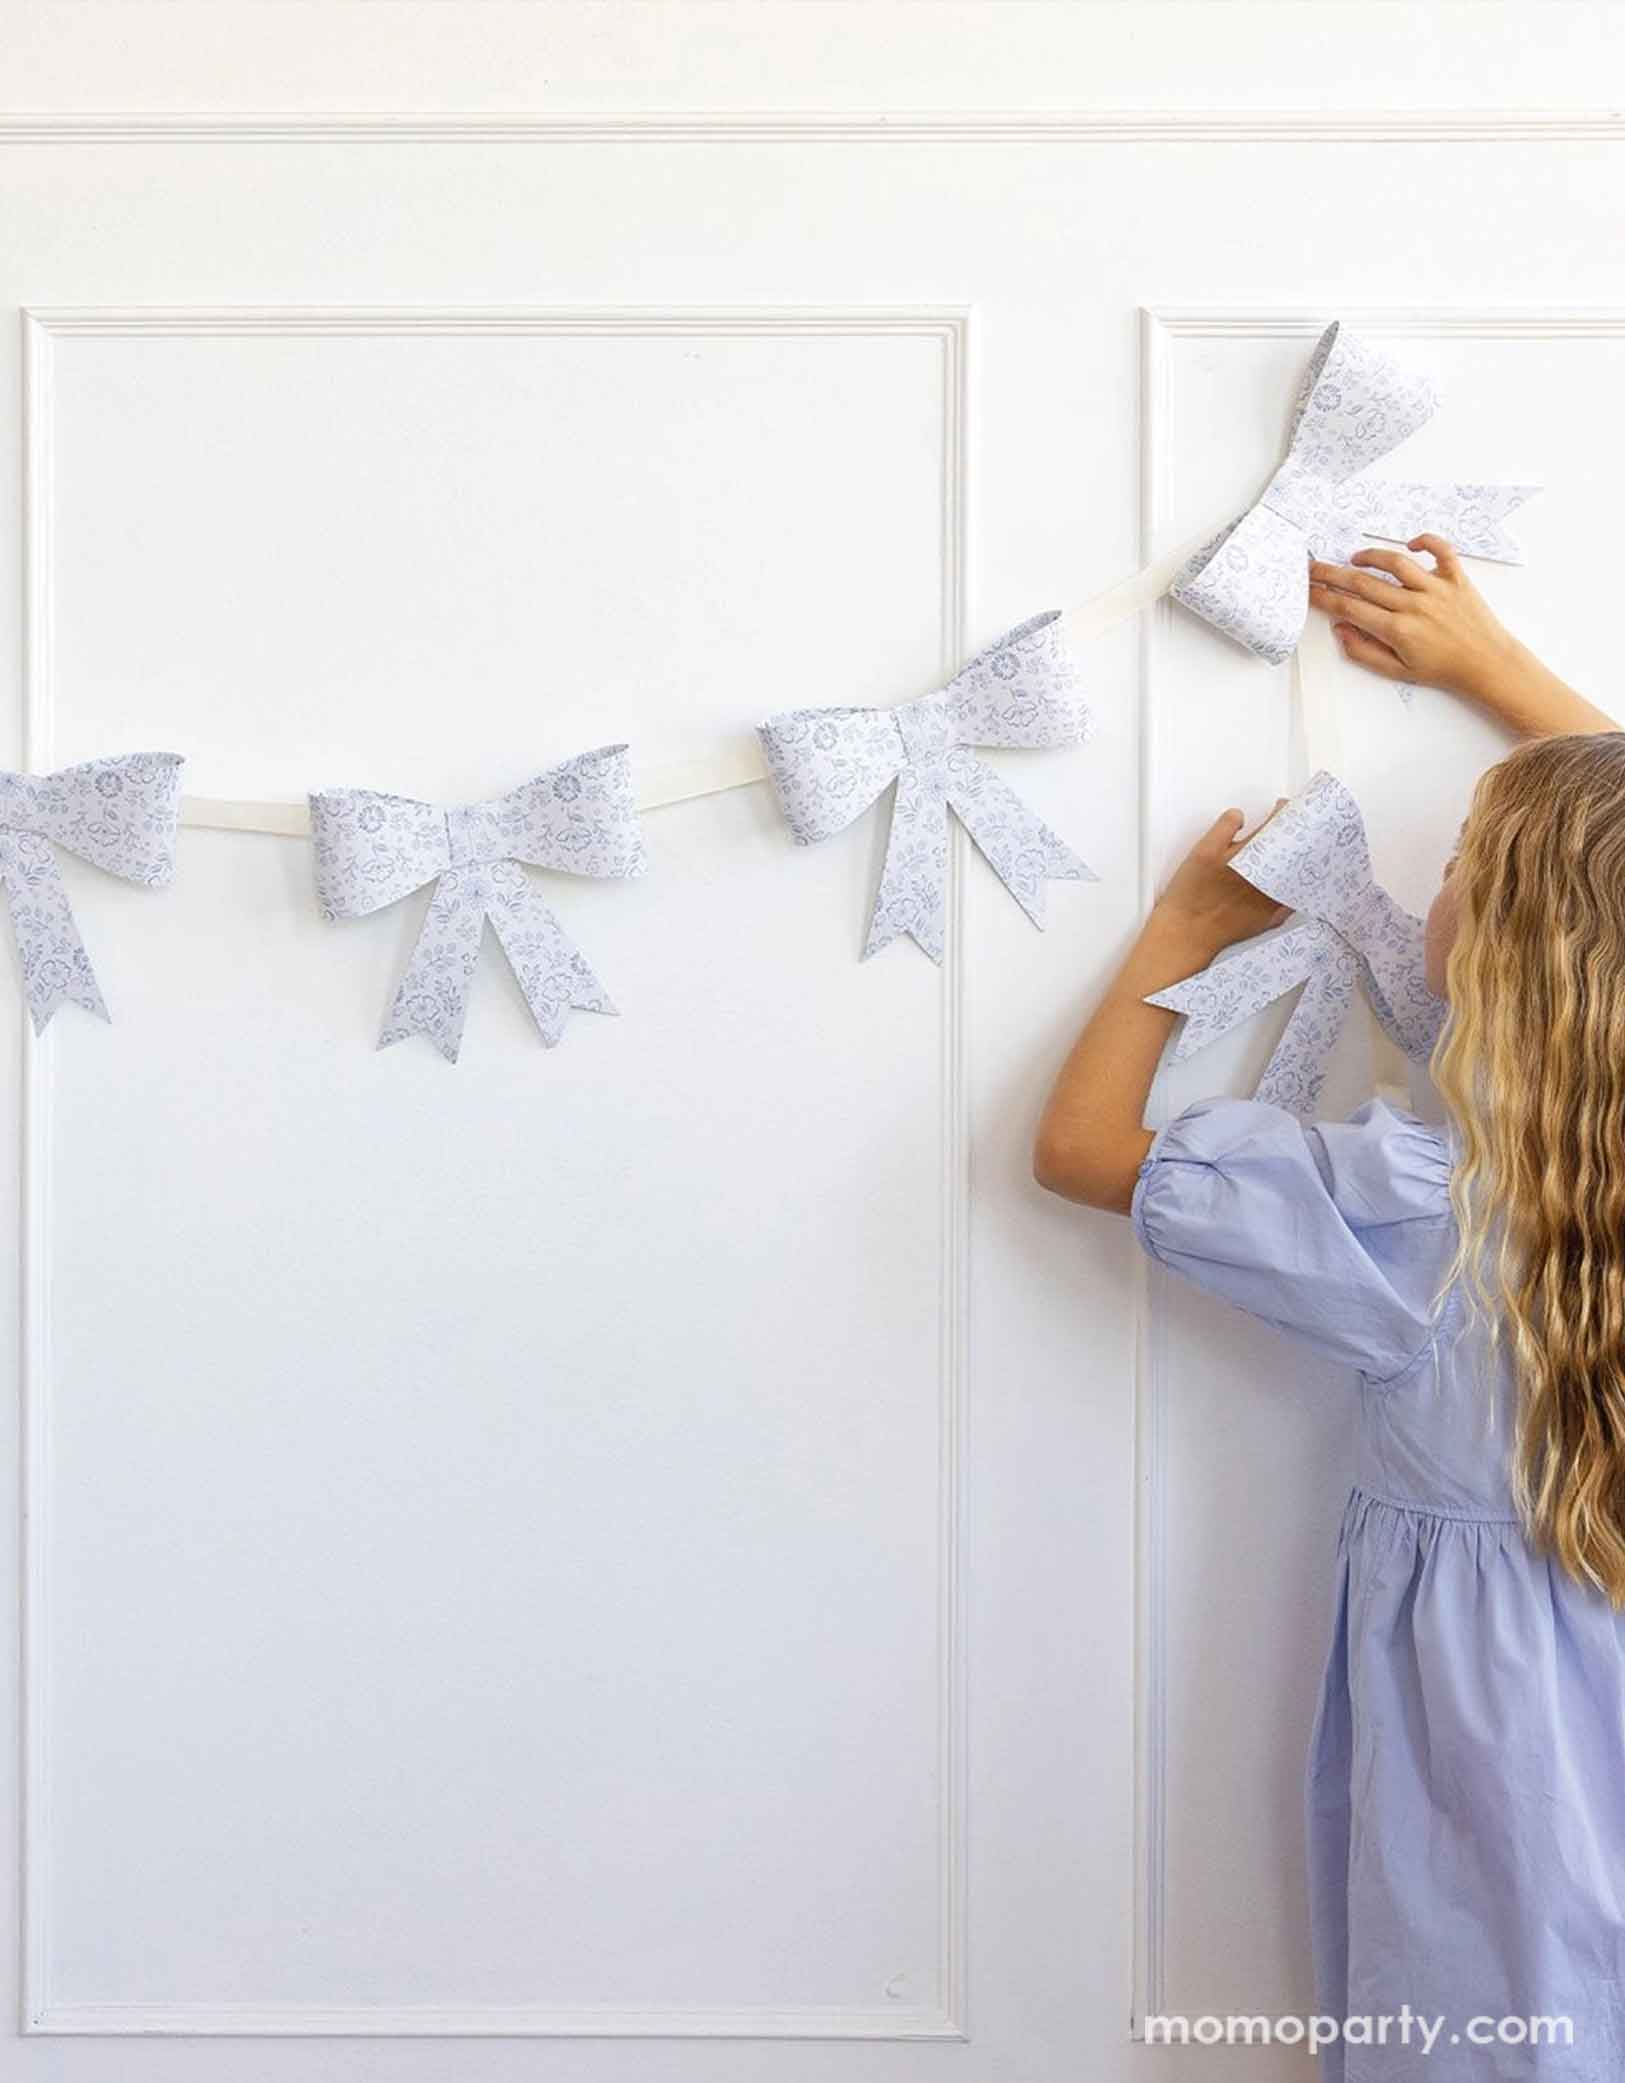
[1130, 1095, 1453, 1380]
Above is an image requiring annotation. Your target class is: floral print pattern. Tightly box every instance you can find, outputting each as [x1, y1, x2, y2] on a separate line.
[0, 752, 184, 1032]
[1146, 769, 1447, 1117]
[1171, 321, 1539, 665]
[309, 745, 647, 1063]
[756, 610, 1096, 961]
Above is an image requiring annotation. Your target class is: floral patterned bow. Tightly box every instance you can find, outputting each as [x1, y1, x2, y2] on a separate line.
[756, 610, 1095, 961]
[0, 753, 184, 1032]
[310, 746, 648, 1063]
[1171, 321, 1538, 664]
[1146, 770, 1447, 1118]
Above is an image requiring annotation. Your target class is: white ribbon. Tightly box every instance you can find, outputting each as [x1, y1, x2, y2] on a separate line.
[177, 327, 1537, 845]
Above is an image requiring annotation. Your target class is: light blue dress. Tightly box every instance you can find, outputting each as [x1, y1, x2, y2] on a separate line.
[1132, 1095, 1625, 2082]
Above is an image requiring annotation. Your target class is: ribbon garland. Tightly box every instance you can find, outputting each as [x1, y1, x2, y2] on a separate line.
[4, 324, 1540, 1072]
[755, 610, 1095, 960]
[309, 746, 647, 1063]
[1145, 770, 1447, 1118]
[0, 753, 184, 1033]
[173, 320, 1537, 843]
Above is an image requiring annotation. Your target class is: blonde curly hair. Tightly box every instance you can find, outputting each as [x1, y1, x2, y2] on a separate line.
[1434, 730, 1625, 1604]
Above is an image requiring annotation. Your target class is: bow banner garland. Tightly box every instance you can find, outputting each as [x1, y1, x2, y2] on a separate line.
[0, 753, 184, 1033]
[309, 746, 647, 1063]
[756, 610, 1095, 961]
[1171, 321, 1539, 665]
[1145, 770, 1447, 1118]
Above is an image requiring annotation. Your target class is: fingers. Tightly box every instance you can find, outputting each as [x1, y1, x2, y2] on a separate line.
[1349, 547, 1432, 590]
[1231, 796, 1287, 850]
[1307, 580, 1398, 637]
[1202, 807, 1247, 854]
[1408, 533, 1462, 579]
[1329, 620, 1410, 681]
[1307, 563, 1407, 612]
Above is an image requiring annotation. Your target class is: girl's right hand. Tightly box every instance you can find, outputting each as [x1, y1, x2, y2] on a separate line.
[1308, 534, 1615, 738]
[1307, 534, 1524, 700]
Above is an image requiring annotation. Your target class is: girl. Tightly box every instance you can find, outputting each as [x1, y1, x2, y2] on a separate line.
[1034, 535, 1622, 2082]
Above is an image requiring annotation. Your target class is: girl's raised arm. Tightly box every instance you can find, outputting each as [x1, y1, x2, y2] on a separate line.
[1031, 811, 1288, 1213]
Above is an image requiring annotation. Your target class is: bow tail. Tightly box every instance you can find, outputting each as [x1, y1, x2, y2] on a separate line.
[1341, 478, 1539, 565]
[1147, 922, 1325, 1060]
[946, 753, 1096, 932]
[484, 865, 617, 1047]
[1, 835, 110, 1033]
[1354, 893, 1449, 1061]
[379, 870, 484, 1063]
[1253, 943, 1359, 1119]
[865, 765, 951, 962]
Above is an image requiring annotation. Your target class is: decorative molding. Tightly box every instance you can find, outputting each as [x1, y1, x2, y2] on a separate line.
[1146, 306, 1625, 339]
[19, 303, 971, 2041]
[28, 2002, 970, 2040]
[1131, 305, 1175, 2042]
[25, 304, 968, 340]
[0, 109, 1622, 146]
[18, 308, 55, 2049]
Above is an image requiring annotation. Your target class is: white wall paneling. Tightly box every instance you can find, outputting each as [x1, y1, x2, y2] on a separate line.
[3, 112, 1625, 144]
[19, 304, 970, 2038]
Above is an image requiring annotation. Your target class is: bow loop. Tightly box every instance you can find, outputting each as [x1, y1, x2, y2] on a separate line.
[0, 753, 184, 884]
[1170, 319, 1536, 664]
[942, 609, 1091, 749]
[0, 752, 184, 1032]
[755, 706, 906, 846]
[308, 788, 449, 919]
[309, 747, 646, 1062]
[1276, 320, 1437, 488]
[1168, 504, 1313, 669]
[1227, 770, 1373, 923]
[758, 611, 1094, 961]
[1146, 770, 1445, 1116]
[488, 745, 649, 880]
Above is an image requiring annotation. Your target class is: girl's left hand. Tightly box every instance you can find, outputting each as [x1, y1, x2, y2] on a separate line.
[1150, 806, 1292, 964]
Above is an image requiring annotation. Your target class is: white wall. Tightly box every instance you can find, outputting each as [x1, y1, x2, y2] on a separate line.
[2, 8, 1623, 2080]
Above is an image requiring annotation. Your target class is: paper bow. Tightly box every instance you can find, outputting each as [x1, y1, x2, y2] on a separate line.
[756, 610, 1095, 961]
[310, 746, 647, 1062]
[1171, 321, 1538, 664]
[0, 753, 184, 1033]
[1146, 770, 1447, 1118]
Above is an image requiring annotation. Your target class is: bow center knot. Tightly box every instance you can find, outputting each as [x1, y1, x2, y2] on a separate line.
[1258, 456, 1333, 539]
[444, 802, 507, 868]
[1330, 881, 1395, 949]
[893, 690, 956, 777]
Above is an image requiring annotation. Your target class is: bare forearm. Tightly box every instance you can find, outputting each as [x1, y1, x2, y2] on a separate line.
[1034, 807, 1290, 1215]
[1032, 912, 1222, 1214]
[1451, 639, 1615, 739]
